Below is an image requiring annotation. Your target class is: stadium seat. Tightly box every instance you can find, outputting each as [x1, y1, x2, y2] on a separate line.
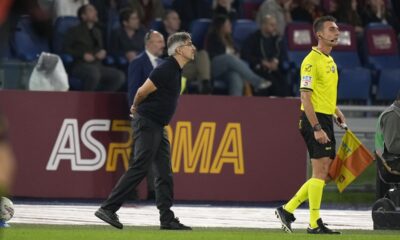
[242, 0, 264, 19]
[332, 24, 372, 102]
[284, 22, 316, 69]
[190, 18, 211, 50]
[53, 17, 80, 54]
[162, 0, 174, 9]
[338, 68, 372, 101]
[52, 16, 83, 90]
[376, 69, 400, 101]
[363, 23, 400, 101]
[232, 19, 258, 51]
[11, 15, 49, 61]
[283, 22, 316, 95]
[150, 18, 163, 31]
[331, 24, 361, 69]
[364, 23, 400, 70]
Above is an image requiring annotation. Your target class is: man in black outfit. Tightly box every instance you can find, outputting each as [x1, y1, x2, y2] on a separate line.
[95, 32, 195, 230]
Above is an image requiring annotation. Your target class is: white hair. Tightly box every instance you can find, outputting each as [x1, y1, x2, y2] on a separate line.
[167, 41, 184, 56]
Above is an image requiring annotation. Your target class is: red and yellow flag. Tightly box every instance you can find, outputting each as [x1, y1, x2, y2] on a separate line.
[329, 130, 374, 192]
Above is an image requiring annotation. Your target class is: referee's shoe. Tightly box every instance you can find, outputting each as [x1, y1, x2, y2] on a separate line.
[275, 206, 296, 233]
[307, 218, 341, 234]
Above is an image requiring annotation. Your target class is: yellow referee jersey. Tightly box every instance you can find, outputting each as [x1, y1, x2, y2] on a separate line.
[299, 47, 338, 115]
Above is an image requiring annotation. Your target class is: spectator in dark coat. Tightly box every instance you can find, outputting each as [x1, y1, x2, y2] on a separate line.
[241, 14, 288, 96]
[64, 4, 125, 91]
[110, 8, 147, 62]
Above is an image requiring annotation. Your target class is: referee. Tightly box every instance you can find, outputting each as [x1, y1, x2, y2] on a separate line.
[275, 16, 345, 234]
[95, 32, 195, 230]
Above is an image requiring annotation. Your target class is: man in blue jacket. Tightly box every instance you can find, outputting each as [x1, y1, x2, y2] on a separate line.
[127, 30, 165, 106]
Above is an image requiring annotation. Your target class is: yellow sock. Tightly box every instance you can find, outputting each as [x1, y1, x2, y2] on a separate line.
[283, 180, 310, 213]
[308, 178, 325, 228]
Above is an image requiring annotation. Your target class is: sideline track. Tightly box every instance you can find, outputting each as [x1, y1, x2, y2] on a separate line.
[9, 203, 372, 230]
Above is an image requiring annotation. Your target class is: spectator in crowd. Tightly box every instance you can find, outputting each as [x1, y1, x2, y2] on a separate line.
[256, 0, 293, 36]
[52, 0, 89, 19]
[159, 9, 180, 40]
[241, 15, 288, 96]
[205, 15, 271, 96]
[172, 0, 212, 31]
[64, 4, 125, 91]
[212, 0, 238, 21]
[110, 8, 146, 62]
[291, 0, 323, 23]
[89, 0, 128, 44]
[361, 0, 400, 34]
[127, 30, 165, 106]
[160, 10, 212, 94]
[333, 0, 363, 35]
[127, 0, 165, 28]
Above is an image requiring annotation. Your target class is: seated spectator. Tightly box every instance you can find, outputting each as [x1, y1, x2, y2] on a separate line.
[324, 0, 337, 15]
[90, 0, 125, 33]
[241, 15, 289, 96]
[375, 90, 400, 198]
[172, 0, 211, 31]
[256, 0, 293, 36]
[333, 0, 363, 35]
[361, 0, 400, 34]
[64, 4, 125, 91]
[159, 9, 180, 40]
[205, 15, 271, 96]
[110, 8, 147, 62]
[291, 0, 323, 23]
[160, 10, 212, 94]
[52, 0, 88, 19]
[127, 30, 165, 105]
[127, 0, 165, 28]
[212, 0, 238, 21]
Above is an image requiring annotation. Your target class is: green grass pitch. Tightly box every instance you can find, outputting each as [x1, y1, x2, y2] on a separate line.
[2, 225, 400, 240]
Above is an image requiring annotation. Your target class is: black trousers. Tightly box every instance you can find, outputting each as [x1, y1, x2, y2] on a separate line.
[71, 62, 125, 91]
[101, 114, 175, 224]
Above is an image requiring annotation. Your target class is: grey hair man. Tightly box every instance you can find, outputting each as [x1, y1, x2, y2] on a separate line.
[95, 32, 195, 231]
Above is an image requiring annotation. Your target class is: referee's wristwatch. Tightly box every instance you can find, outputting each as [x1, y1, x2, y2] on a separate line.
[313, 123, 322, 132]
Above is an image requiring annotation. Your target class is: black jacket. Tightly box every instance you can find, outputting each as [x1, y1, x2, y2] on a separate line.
[63, 23, 104, 64]
[241, 30, 282, 70]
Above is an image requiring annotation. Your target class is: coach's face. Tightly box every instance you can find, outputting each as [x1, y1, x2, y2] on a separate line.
[178, 40, 196, 61]
[321, 21, 340, 47]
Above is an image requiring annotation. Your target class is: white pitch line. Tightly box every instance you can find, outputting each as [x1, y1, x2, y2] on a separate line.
[8, 203, 373, 230]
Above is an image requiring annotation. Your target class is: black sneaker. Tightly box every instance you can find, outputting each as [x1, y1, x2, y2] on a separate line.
[275, 206, 296, 233]
[160, 217, 192, 230]
[95, 208, 123, 229]
[307, 218, 341, 234]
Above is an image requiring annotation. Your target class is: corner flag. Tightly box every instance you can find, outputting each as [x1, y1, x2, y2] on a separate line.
[329, 130, 374, 192]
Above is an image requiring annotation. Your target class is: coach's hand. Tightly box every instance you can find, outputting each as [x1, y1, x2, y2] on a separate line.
[314, 129, 330, 144]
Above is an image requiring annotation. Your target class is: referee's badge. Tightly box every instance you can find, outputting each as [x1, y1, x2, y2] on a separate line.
[331, 66, 336, 73]
[301, 75, 312, 87]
